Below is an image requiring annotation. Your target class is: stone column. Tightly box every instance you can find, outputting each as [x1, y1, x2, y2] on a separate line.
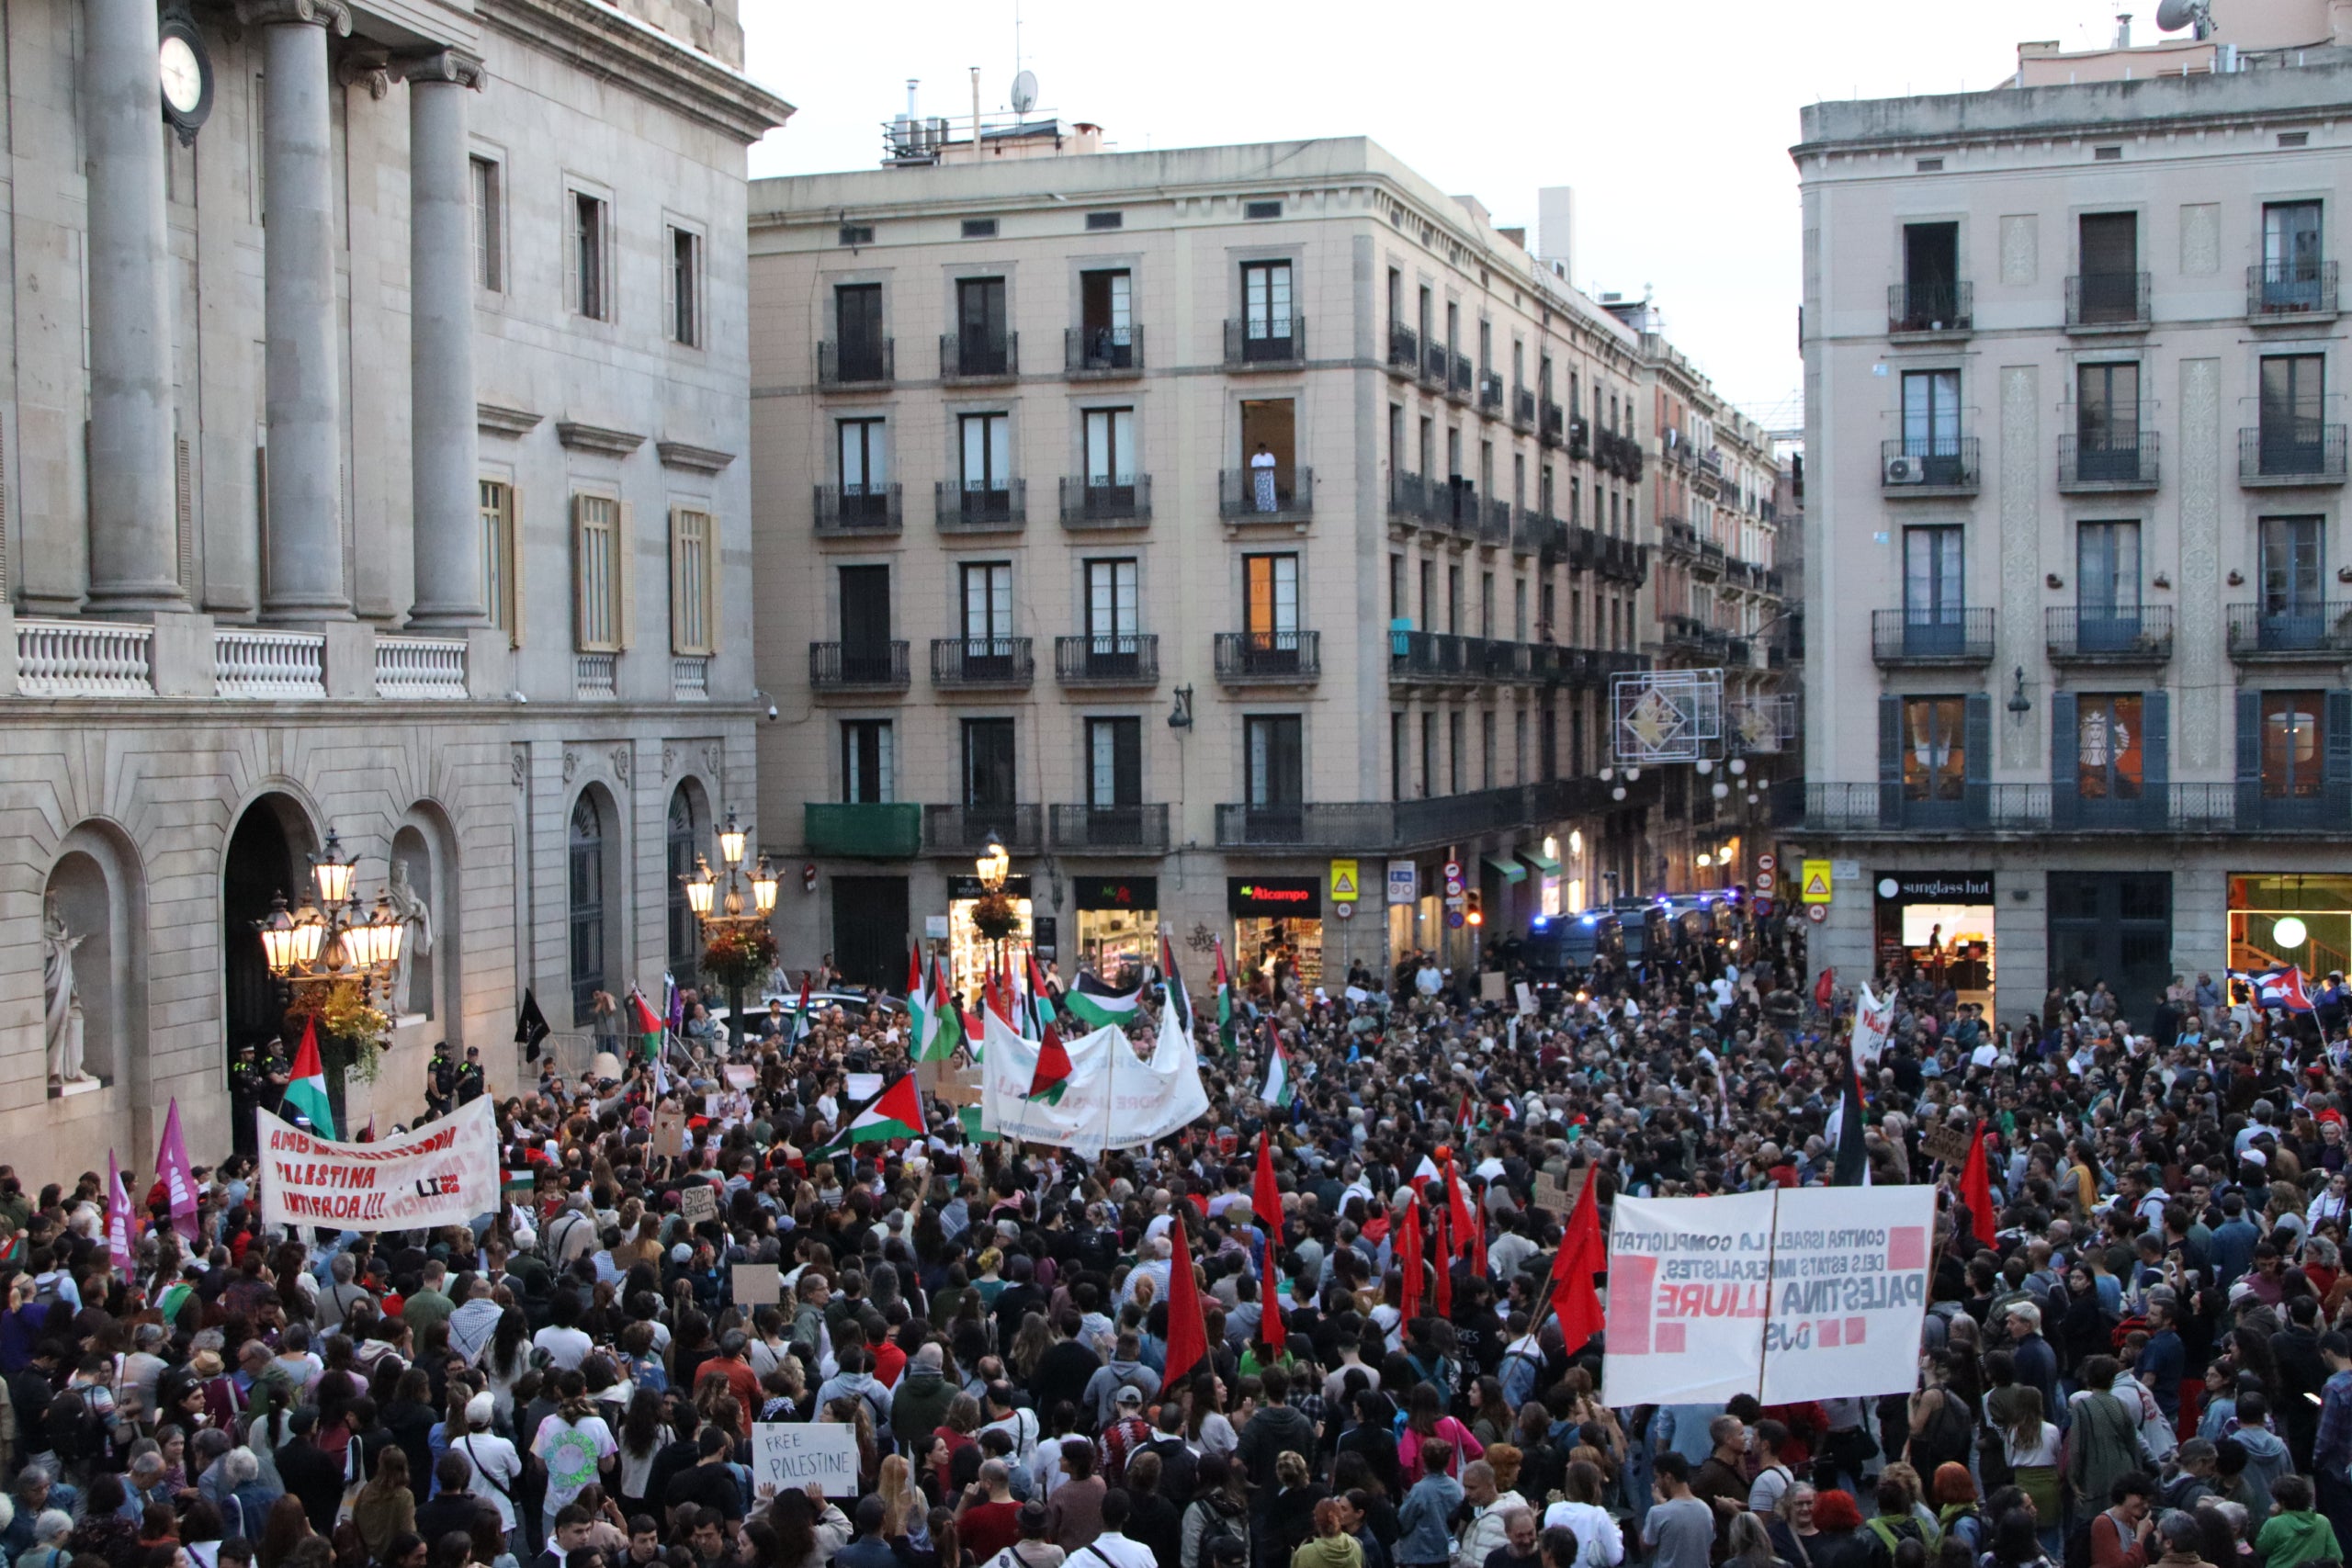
[241, 0, 354, 620]
[404, 51, 484, 626]
[83, 0, 186, 614]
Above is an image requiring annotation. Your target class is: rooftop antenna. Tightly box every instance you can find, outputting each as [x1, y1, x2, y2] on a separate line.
[1011, 69, 1039, 115]
[2154, 0, 2211, 38]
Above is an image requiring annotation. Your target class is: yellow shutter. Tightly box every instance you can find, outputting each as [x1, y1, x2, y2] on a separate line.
[616, 500, 637, 650]
[571, 492, 592, 649]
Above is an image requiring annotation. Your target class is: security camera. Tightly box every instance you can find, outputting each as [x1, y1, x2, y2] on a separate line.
[765, 702, 779, 722]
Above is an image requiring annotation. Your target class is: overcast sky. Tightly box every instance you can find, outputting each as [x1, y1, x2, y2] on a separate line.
[741, 1, 2148, 429]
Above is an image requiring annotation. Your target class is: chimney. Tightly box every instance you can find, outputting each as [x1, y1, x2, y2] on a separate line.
[1538, 186, 1574, 280]
[2114, 12, 2132, 46]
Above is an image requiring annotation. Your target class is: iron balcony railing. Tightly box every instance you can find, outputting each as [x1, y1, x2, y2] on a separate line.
[930, 637, 1035, 687]
[1512, 386, 1536, 431]
[1795, 781, 2352, 836]
[1478, 371, 1505, 413]
[1387, 323, 1419, 373]
[818, 338, 894, 386]
[1887, 281, 1973, 335]
[2065, 271, 2151, 330]
[2058, 433, 2160, 491]
[1048, 803, 1171, 853]
[1435, 479, 1479, 534]
[2239, 424, 2350, 485]
[1449, 351, 1475, 401]
[1058, 474, 1153, 525]
[940, 328, 1018, 380]
[1421, 342, 1449, 386]
[1214, 779, 1609, 852]
[923, 804, 1043, 854]
[1568, 416, 1591, 462]
[1217, 466, 1316, 521]
[1539, 400, 1565, 446]
[933, 479, 1026, 532]
[2226, 600, 2352, 656]
[2249, 259, 2338, 319]
[1214, 629, 1320, 682]
[1065, 324, 1143, 376]
[1390, 470, 1429, 523]
[812, 482, 901, 536]
[1511, 505, 1548, 557]
[808, 640, 910, 691]
[1870, 607, 1996, 665]
[1225, 315, 1305, 368]
[1053, 634, 1159, 685]
[2046, 604, 2175, 662]
[1880, 436, 1981, 492]
[1478, 496, 1513, 547]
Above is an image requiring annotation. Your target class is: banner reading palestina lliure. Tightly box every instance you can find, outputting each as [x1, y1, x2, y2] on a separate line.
[256, 1095, 501, 1231]
[1601, 1184, 1936, 1405]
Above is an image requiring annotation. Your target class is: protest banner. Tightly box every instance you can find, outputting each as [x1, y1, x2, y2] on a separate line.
[723, 1065, 756, 1091]
[653, 1103, 686, 1157]
[1600, 1185, 1935, 1404]
[981, 1001, 1208, 1153]
[751, 1423, 859, 1495]
[1921, 1122, 1973, 1167]
[734, 1263, 782, 1305]
[679, 1183, 719, 1224]
[257, 1096, 498, 1231]
[1851, 983, 1895, 1066]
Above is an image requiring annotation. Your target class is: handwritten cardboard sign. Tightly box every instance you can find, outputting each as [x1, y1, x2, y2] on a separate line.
[679, 1182, 719, 1224]
[1533, 1167, 1589, 1217]
[751, 1422, 859, 1496]
[1922, 1123, 1974, 1167]
[653, 1103, 686, 1157]
[733, 1263, 782, 1306]
[723, 1065, 756, 1091]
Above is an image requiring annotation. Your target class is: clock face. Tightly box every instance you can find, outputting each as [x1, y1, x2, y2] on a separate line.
[160, 35, 203, 116]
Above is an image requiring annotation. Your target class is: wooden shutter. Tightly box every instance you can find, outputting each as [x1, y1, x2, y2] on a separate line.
[668, 505, 688, 655]
[2236, 689, 2263, 830]
[2140, 690, 2169, 832]
[616, 500, 637, 650]
[701, 509, 721, 656]
[571, 493, 593, 649]
[2050, 690, 2079, 831]
[504, 484, 525, 648]
[1877, 693, 1904, 829]
[563, 193, 579, 315]
[662, 229, 676, 344]
[1962, 693, 1991, 829]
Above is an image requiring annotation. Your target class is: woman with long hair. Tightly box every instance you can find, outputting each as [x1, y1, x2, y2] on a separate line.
[530, 1369, 616, 1539]
[613, 1387, 667, 1517]
[352, 1447, 416, 1564]
[482, 1306, 530, 1421]
[1181, 1453, 1250, 1568]
[1540, 1461, 1623, 1568]
[1007, 1314, 1052, 1382]
[1996, 1387, 2063, 1557]
[878, 1455, 924, 1540]
[1396, 1383, 1482, 1484]
[255, 1496, 314, 1568]
[823, 1393, 880, 1495]
[1724, 1515, 1788, 1568]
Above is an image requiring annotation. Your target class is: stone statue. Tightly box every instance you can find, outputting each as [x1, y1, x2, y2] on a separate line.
[384, 857, 434, 1017]
[42, 894, 90, 1086]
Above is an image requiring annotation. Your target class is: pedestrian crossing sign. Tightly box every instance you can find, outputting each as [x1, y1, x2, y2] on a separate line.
[1801, 859, 1833, 904]
[1329, 860, 1360, 902]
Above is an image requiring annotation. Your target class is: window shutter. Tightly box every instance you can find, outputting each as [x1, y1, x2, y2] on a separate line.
[1877, 694, 1903, 829]
[2141, 690, 2169, 831]
[702, 511, 722, 657]
[563, 196, 579, 315]
[506, 485, 525, 648]
[2235, 689, 2262, 831]
[2326, 690, 2352, 820]
[1962, 693, 1991, 829]
[616, 501, 637, 650]
[668, 505, 688, 655]
[2050, 690, 2079, 831]
[662, 229, 676, 344]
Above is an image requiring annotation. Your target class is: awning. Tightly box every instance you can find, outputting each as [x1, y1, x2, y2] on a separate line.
[1482, 854, 1526, 884]
[1519, 850, 1563, 875]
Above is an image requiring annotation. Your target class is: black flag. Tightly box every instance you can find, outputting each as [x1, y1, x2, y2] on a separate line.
[515, 990, 551, 1062]
[1833, 1047, 1869, 1186]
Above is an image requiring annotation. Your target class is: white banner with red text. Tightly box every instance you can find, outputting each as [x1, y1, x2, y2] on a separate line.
[257, 1096, 501, 1230]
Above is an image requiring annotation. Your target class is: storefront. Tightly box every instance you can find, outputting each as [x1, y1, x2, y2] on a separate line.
[1073, 875, 1158, 980]
[2231, 873, 2352, 976]
[1522, 843, 1566, 919]
[1872, 871, 1995, 1008]
[947, 874, 1033, 986]
[1230, 875, 1324, 989]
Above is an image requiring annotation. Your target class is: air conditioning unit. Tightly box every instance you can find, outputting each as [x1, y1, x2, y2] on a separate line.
[1883, 454, 1926, 485]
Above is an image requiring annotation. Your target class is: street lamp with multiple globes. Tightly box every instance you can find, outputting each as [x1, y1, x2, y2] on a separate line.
[681, 807, 779, 1046]
[255, 827, 411, 1128]
[968, 830, 1017, 987]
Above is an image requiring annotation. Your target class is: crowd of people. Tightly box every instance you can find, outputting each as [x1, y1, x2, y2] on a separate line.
[7, 899, 2352, 1568]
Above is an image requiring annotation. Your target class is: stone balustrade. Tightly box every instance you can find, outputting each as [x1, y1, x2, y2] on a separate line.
[214, 629, 327, 699]
[374, 636, 469, 699]
[15, 618, 155, 696]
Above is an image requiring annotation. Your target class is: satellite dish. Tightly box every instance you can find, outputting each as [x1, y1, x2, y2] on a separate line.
[1011, 69, 1038, 114]
[2154, 0, 2202, 32]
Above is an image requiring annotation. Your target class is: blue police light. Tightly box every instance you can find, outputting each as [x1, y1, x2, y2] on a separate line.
[1532, 915, 1550, 931]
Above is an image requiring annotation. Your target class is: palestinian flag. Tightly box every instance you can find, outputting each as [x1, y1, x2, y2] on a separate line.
[813, 1075, 923, 1157]
[957, 1106, 1000, 1145]
[628, 989, 663, 1060]
[793, 974, 813, 1043]
[1025, 1025, 1074, 1103]
[1262, 1035, 1295, 1110]
[1063, 970, 1144, 1032]
[1026, 954, 1057, 1039]
[285, 1018, 337, 1138]
[1214, 940, 1238, 1055]
[929, 955, 967, 1063]
[503, 1168, 537, 1202]
[1159, 931, 1193, 1034]
[907, 950, 935, 1061]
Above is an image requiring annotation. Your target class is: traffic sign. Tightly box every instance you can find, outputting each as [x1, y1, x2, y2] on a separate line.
[1335, 900, 1355, 920]
[1754, 897, 1775, 919]
[1756, 870, 1775, 892]
[1329, 859, 1360, 902]
[1758, 852, 1776, 874]
[1443, 874, 1465, 897]
[1446, 908, 1465, 929]
[1442, 860, 1462, 880]
[1801, 859, 1833, 904]
[1806, 903, 1827, 925]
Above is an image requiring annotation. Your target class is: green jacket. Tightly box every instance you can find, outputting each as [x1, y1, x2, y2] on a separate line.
[2256, 1511, 2342, 1568]
[2064, 1391, 2143, 1509]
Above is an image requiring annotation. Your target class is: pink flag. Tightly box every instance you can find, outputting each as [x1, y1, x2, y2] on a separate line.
[156, 1098, 198, 1241]
[106, 1152, 133, 1275]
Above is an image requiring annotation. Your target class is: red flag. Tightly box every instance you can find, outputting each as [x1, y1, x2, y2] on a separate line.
[1397, 1197, 1425, 1322]
[1259, 1235, 1287, 1358]
[797, 971, 812, 1021]
[1162, 1210, 1211, 1388]
[1551, 1169, 1605, 1357]
[1960, 1120, 1996, 1245]
[627, 989, 662, 1037]
[1468, 1187, 1489, 1278]
[1814, 966, 1836, 1010]
[1432, 1190, 1453, 1316]
[1444, 1156, 1476, 1263]
[1253, 1133, 1283, 1237]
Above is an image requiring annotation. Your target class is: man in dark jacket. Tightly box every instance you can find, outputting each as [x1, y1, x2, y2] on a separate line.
[418, 1453, 495, 1545]
[1235, 1364, 1322, 1562]
[274, 1406, 345, 1534]
[1031, 1310, 1102, 1420]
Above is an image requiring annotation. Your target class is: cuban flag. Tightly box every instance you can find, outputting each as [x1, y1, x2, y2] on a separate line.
[2236, 965, 2315, 1013]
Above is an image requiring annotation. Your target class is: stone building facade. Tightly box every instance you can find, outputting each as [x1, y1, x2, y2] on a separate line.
[0, 0, 786, 1173]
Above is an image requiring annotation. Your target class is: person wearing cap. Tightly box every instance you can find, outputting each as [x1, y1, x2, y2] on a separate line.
[1081, 1333, 1160, 1429]
[451, 1391, 524, 1546]
[1095, 1384, 1153, 1488]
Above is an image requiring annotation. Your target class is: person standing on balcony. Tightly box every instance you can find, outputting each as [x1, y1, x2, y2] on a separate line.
[1252, 443, 1279, 513]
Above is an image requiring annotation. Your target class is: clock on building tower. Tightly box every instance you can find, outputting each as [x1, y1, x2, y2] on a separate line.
[158, 15, 213, 145]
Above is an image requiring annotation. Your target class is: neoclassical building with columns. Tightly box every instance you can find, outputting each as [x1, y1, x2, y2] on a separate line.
[0, 0, 788, 1173]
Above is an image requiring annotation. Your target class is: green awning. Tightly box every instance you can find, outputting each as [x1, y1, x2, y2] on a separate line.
[1520, 850, 1563, 875]
[1482, 854, 1526, 884]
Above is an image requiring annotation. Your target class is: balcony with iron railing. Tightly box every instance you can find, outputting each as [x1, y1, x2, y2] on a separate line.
[1509, 503, 1542, 557]
[1389, 470, 1430, 525]
[1225, 315, 1306, 369]
[1053, 634, 1159, 686]
[1871, 607, 1996, 666]
[1214, 629, 1320, 684]
[1880, 436, 1981, 495]
[1214, 778, 1608, 852]
[1477, 371, 1505, 414]
[930, 636, 1035, 689]
[1660, 519, 1700, 559]
[1217, 466, 1316, 523]
[924, 804, 1044, 854]
[813, 482, 902, 536]
[2065, 271, 2151, 333]
[1058, 474, 1153, 526]
[1539, 400, 1565, 446]
[1421, 342, 1449, 388]
[2046, 604, 2174, 664]
[1433, 479, 1479, 536]
[2239, 424, 2349, 486]
[1448, 351, 1475, 403]
[2057, 432, 2160, 492]
[1887, 280, 1973, 337]
[1065, 324, 1144, 378]
[2249, 259, 2339, 321]
[933, 479, 1026, 534]
[939, 327, 1018, 381]
[808, 640, 910, 692]
[1568, 416, 1591, 462]
[818, 337, 894, 388]
[1048, 803, 1171, 853]
[1476, 496, 1513, 548]
[2226, 600, 2352, 658]
[1386, 323, 1419, 375]
[1793, 780, 2352, 837]
[1511, 385, 1535, 432]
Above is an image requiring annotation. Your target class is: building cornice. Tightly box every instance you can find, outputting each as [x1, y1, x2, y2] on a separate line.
[475, 0, 790, 146]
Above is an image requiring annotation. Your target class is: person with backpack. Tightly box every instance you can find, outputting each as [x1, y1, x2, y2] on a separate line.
[1861, 1476, 1931, 1568]
[2064, 1360, 2148, 1523]
[1181, 1454, 1249, 1568]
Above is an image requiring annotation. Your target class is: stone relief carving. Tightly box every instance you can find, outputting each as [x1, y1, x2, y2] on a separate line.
[662, 745, 679, 779]
[1999, 215, 2038, 287]
[2179, 204, 2222, 277]
[511, 744, 528, 789]
[612, 746, 633, 786]
[562, 748, 579, 784]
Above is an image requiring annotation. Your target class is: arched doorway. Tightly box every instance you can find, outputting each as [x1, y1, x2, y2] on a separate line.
[222, 795, 311, 1062]
[569, 789, 615, 1028]
[666, 782, 707, 994]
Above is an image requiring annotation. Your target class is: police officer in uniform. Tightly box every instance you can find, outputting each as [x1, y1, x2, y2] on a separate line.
[229, 1043, 266, 1158]
[455, 1045, 486, 1106]
[426, 1042, 457, 1117]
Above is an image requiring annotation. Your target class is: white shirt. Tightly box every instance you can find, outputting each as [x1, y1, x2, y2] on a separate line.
[1078, 1532, 1156, 1568]
[532, 1325, 594, 1371]
[455, 1430, 523, 1529]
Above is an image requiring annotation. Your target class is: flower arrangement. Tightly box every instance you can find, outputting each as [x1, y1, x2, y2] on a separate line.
[297, 977, 390, 1087]
[969, 890, 1021, 941]
[703, 921, 779, 990]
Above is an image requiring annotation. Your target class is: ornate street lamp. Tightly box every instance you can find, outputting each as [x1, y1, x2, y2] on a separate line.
[254, 827, 410, 1134]
[970, 830, 1018, 983]
[681, 808, 779, 1048]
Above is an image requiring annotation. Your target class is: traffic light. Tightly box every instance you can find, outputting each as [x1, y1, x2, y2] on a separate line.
[1464, 890, 1484, 926]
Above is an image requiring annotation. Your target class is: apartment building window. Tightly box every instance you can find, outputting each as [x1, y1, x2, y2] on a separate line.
[1897, 220, 1960, 329]
[1902, 696, 1969, 803]
[1540, 581, 1555, 639]
[1085, 558, 1138, 641]
[570, 189, 609, 320]
[1418, 560, 1433, 630]
[1446, 426, 1463, 482]
[1479, 570, 1495, 638]
[1240, 398, 1297, 508]
[1904, 525, 1965, 654]
[571, 493, 626, 651]
[1391, 714, 1408, 801]
[469, 156, 502, 291]
[1512, 340, 1524, 389]
[1083, 407, 1137, 496]
[1445, 300, 1460, 357]
[1419, 713, 1437, 798]
[1515, 709, 1528, 783]
[1088, 717, 1142, 807]
[959, 412, 1012, 515]
[1480, 709, 1496, 790]
[963, 718, 1016, 810]
[1449, 712, 1464, 795]
[667, 225, 702, 345]
[1512, 453, 1526, 509]
[838, 417, 888, 521]
[1446, 564, 1461, 635]
[2262, 691, 2326, 799]
[1389, 556, 1405, 622]
[1245, 715, 1304, 807]
[1513, 578, 1527, 640]
[2261, 517, 2325, 642]
[1387, 267, 1402, 333]
[2259, 355, 2326, 472]
[669, 505, 716, 655]
[2077, 521, 2141, 647]
[479, 479, 517, 639]
[835, 283, 886, 380]
[2075, 693, 2144, 801]
[1079, 268, 1134, 367]
[1478, 319, 1492, 373]
[2261, 200, 2325, 310]
[1900, 368, 1962, 475]
[2077, 211, 2140, 323]
[1561, 471, 1571, 524]
[1418, 285, 1432, 347]
[837, 564, 893, 683]
[1545, 703, 1561, 780]
[1419, 416, 1433, 478]
[959, 562, 1013, 660]
[568, 795, 605, 1022]
[1241, 261, 1294, 355]
[956, 276, 1010, 375]
[1244, 554, 1300, 656]
[2076, 361, 2142, 478]
[841, 720, 894, 803]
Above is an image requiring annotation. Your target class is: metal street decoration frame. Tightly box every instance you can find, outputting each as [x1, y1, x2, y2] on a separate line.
[1611, 668, 1723, 764]
[1728, 694, 1799, 755]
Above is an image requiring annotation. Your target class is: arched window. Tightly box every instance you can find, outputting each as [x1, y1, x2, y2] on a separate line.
[569, 794, 606, 1023]
[667, 785, 701, 991]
